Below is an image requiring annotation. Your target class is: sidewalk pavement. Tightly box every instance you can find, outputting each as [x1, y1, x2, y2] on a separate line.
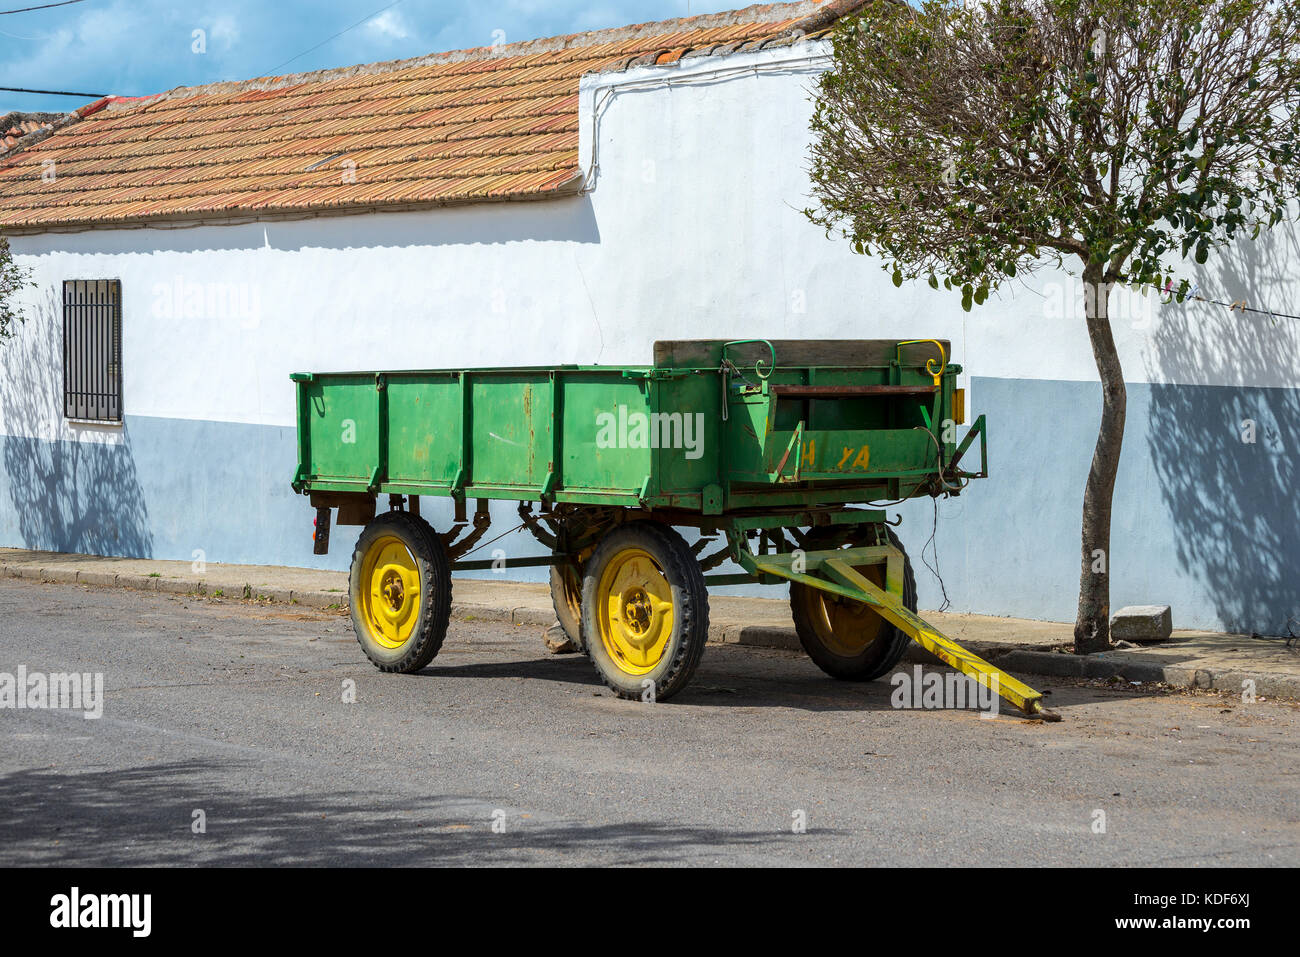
[4, 547, 1297, 700]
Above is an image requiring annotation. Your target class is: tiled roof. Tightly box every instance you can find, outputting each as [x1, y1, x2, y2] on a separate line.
[0, 112, 60, 156]
[0, 1, 859, 231]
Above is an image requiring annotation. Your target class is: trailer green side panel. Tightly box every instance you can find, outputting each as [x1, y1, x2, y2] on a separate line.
[385, 373, 462, 492]
[559, 373, 655, 495]
[298, 373, 380, 490]
[464, 373, 554, 495]
[653, 371, 721, 503]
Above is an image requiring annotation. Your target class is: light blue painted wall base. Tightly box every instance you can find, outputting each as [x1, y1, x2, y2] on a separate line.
[889, 377, 1299, 636]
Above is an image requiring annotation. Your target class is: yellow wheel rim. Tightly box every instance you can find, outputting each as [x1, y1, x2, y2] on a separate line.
[596, 547, 674, 675]
[359, 535, 422, 649]
[800, 564, 887, 657]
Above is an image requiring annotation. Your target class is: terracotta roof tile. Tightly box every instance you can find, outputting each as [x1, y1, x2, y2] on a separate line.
[0, 1, 852, 228]
[1, 114, 59, 156]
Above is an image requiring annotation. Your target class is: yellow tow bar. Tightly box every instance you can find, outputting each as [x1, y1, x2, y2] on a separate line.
[744, 547, 1062, 721]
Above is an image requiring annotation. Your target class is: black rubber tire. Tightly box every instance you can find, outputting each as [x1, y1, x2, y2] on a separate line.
[580, 522, 708, 702]
[790, 525, 916, 681]
[348, 510, 452, 674]
[549, 561, 585, 651]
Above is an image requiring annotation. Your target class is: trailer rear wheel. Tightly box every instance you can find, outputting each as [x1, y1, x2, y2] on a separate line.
[549, 561, 585, 651]
[581, 523, 708, 701]
[349, 511, 452, 674]
[791, 526, 915, 681]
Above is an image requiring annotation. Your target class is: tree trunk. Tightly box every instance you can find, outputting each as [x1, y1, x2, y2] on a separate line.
[1074, 269, 1126, 654]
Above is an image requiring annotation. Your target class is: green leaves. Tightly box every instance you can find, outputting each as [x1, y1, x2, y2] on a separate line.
[803, 0, 1300, 321]
[0, 235, 33, 344]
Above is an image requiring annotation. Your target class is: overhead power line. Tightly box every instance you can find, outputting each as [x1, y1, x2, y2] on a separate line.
[0, 86, 106, 97]
[1161, 287, 1300, 323]
[0, 0, 91, 14]
[265, 0, 405, 75]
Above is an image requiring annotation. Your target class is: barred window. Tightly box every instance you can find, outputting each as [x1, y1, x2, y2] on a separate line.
[63, 279, 122, 422]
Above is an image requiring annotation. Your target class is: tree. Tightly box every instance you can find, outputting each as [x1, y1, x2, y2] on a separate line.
[805, 0, 1300, 652]
[0, 234, 33, 342]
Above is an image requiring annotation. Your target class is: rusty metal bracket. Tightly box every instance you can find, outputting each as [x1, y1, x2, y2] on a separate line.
[443, 499, 492, 559]
[518, 501, 559, 551]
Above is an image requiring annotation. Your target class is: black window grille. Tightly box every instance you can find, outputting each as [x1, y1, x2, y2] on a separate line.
[63, 279, 122, 422]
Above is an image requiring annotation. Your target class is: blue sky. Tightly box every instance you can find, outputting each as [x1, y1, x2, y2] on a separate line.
[0, 0, 748, 116]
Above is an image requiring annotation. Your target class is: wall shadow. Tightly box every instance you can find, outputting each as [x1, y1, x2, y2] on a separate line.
[1143, 228, 1300, 636]
[0, 285, 153, 557]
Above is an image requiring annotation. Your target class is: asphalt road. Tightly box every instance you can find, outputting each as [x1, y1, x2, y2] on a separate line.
[1, 577, 1297, 866]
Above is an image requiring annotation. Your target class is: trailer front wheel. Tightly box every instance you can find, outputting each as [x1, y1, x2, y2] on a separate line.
[791, 526, 915, 682]
[349, 511, 452, 673]
[581, 523, 708, 701]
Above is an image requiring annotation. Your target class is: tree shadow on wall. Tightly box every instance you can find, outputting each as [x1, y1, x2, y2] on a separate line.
[1143, 229, 1300, 636]
[0, 285, 153, 557]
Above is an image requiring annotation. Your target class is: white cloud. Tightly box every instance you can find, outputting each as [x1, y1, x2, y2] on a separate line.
[366, 10, 410, 41]
[208, 16, 241, 51]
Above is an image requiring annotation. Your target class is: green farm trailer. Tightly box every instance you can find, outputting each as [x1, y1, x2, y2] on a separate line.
[292, 339, 1059, 719]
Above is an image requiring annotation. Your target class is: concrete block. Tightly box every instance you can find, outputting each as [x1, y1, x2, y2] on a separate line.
[78, 570, 119, 587]
[450, 602, 512, 623]
[1114, 660, 1167, 683]
[1162, 665, 1198, 688]
[724, 624, 801, 650]
[291, 589, 348, 609]
[156, 577, 203, 595]
[1110, 605, 1172, 643]
[511, 606, 552, 627]
[1257, 674, 1300, 699]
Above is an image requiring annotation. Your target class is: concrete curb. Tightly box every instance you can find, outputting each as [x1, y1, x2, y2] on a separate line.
[715, 623, 801, 650]
[451, 601, 553, 627]
[6, 559, 1296, 700]
[2, 563, 351, 610]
